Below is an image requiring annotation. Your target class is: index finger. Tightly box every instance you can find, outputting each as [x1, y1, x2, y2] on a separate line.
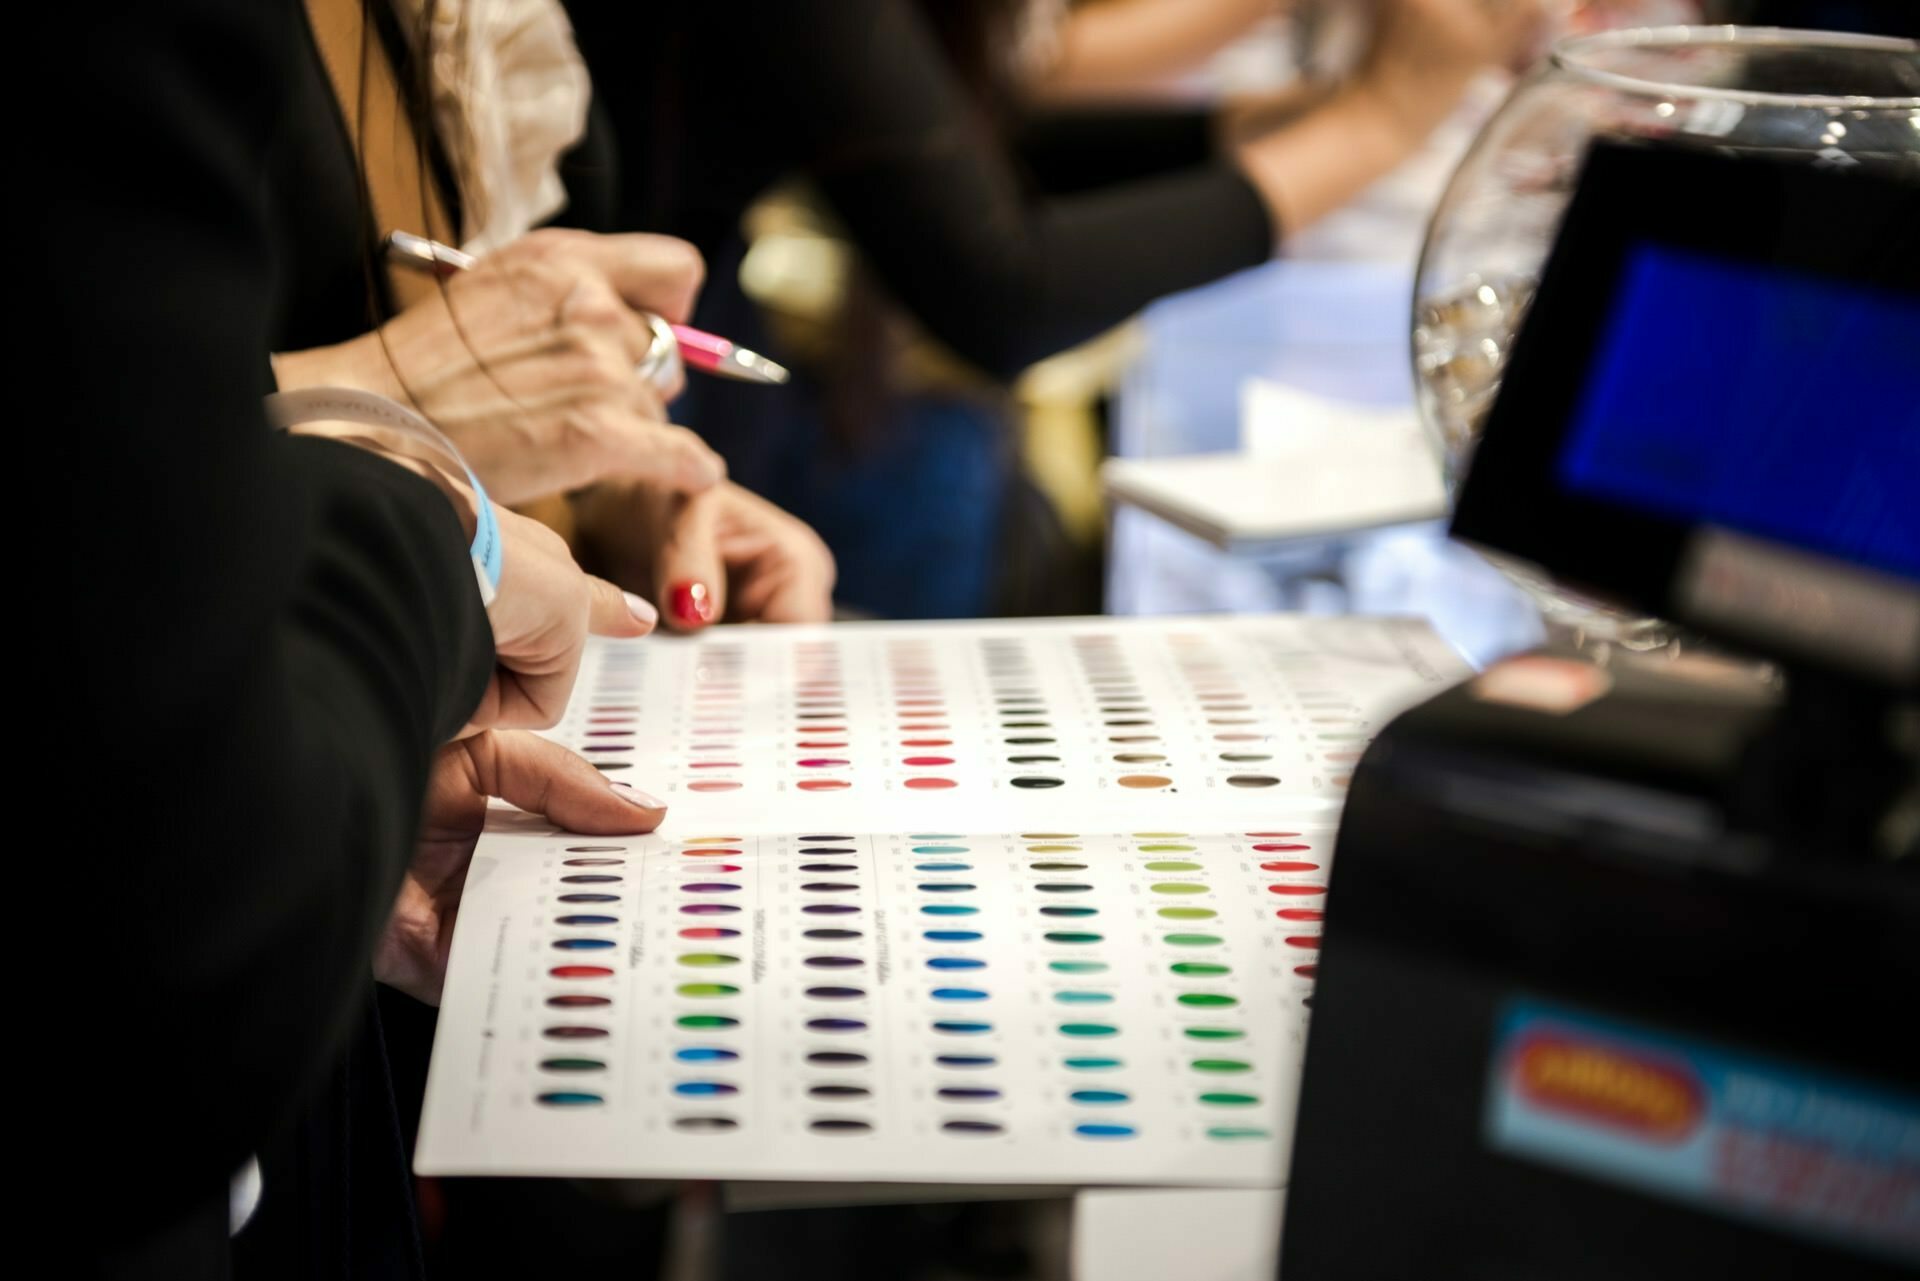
[566, 233, 706, 323]
[656, 489, 729, 631]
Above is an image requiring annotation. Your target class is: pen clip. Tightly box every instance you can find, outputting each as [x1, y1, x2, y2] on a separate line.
[385, 229, 476, 278]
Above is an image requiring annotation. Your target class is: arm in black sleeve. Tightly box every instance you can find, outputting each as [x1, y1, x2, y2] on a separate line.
[38, 0, 492, 1249]
[743, 0, 1276, 379]
[1011, 106, 1225, 196]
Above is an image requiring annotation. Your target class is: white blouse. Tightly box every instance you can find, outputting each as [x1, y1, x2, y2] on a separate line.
[406, 0, 592, 253]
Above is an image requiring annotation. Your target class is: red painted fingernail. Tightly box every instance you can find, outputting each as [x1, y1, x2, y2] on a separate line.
[670, 581, 715, 627]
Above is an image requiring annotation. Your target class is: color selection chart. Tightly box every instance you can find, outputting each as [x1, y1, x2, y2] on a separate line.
[541, 614, 1465, 833]
[416, 827, 1334, 1185]
[417, 615, 1468, 1186]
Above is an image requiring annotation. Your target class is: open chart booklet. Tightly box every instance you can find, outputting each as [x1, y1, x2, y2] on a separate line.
[417, 615, 1467, 1188]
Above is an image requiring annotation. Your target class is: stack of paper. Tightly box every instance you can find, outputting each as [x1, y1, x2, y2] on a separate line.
[1100, 380, 1448, 552]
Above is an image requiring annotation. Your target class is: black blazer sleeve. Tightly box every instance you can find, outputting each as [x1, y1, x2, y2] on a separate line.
[793, 0, 1275, 377]
[1011, 106, 1233, 197]
[37, 0, 493, 1251]
[570, 0, 1275, 381]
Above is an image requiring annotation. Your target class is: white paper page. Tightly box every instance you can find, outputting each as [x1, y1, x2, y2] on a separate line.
[1074, 1188, 1284, 1281]
[417, 615, 1467, 1186]
[1239, 378, 1430, 460]
[1239, 379, 1447, 532]
[539, 614, 1458, 829]
[1099, 384, 1445, 550]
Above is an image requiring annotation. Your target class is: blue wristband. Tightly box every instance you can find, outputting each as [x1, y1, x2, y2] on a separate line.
[468, 477, 504, 603]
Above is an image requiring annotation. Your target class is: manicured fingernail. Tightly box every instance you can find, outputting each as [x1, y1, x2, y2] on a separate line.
[670, 581, 715, 627]
[623, 591, 658, 628]
[611, 781, 667, 809]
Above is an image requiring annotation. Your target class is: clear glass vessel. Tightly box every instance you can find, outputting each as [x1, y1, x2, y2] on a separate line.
[1412, 26, 1919, 647]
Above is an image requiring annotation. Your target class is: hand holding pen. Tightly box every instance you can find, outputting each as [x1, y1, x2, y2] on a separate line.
[386, 230, 790, 388]
[273, 228, 740, 505]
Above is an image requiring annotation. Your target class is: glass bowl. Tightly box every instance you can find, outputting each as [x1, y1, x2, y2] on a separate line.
[1411, 26, 1919, 647]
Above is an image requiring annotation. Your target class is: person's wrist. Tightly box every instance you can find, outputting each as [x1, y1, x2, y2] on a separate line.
[272, 332, 410, 406]
[415, 455, 482, 545]
[1217, 82, 1337, 143]
[1235, 74, 1433, 234]
[1338, 75, 1435, 161]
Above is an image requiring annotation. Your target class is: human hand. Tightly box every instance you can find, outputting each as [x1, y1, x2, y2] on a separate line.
[277, 417, 657, 730]
[375, 731, 667, 1005]
[469, 502, 661, 731]
[573, 480, 836, 631]
[1353, 0, 1544, 144]
[274, 229, 725, 505]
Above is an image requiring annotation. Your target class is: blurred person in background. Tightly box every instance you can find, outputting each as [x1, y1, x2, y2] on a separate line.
[567, 0, 1543, 621]
[1019, 0, 1295, 100]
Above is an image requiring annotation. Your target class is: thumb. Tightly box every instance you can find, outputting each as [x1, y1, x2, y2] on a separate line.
[588, 574, 661, 637]
[466, 730, 667, 834]
[657, 490, 728, 632]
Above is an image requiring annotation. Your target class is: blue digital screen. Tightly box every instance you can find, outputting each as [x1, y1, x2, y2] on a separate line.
[1557, 245, 1920, 581]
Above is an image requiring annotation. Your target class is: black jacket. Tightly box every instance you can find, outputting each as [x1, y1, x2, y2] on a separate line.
[44, 1, 493, 1273]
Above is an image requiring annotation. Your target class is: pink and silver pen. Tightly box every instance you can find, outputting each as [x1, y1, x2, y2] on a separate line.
[383, 230, 790, 386]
